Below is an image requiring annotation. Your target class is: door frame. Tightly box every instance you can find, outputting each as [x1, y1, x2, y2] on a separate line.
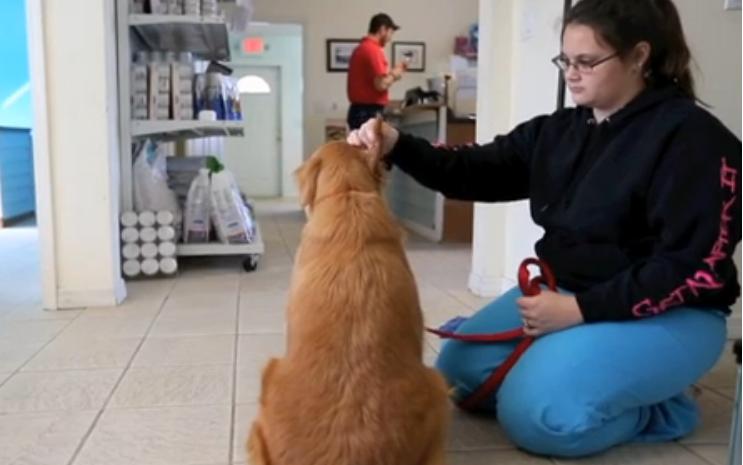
[230, 64, 283, 197]
[228, 22, 303, 198]
[25, 0, 58, 310]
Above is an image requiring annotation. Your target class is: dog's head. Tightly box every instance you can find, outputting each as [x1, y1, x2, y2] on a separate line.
[295, 119, 386, 210]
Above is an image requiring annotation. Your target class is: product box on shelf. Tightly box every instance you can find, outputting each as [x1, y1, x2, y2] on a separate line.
[131, 52, 149, 119]
[171, 52, 194, 120]
[146, 0, 168, 14]
[201, 0, 219, 18]
[129, 0, 145, 14]
[166, 0, 183, 15]
[183, 0, 200, 15]
[148, 52, 171, 120]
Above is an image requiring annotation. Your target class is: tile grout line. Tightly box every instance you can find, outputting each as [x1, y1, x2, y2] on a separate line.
[697, 382, 736, 401]
[679, 440, 732, 447]
[678, 442, 723, 465]
[64, 281, 175, 465]
[229, 269, 244, 465]
[0, 399, 235, 417]
[0, 309, 86, 389]
[274, 209, 301, 258]
[437, 288, 486, 315]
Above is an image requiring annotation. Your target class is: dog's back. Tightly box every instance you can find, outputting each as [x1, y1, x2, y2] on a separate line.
[248, 142, 449, 465]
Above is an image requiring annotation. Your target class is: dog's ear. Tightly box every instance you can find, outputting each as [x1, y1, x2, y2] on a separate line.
[295, 156, 322, 208]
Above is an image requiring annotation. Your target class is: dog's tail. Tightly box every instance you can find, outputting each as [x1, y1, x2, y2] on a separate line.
[247, 421, 272, 465]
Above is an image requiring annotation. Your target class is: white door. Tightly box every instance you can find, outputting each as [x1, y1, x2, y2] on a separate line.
[223, 66, 281, 197]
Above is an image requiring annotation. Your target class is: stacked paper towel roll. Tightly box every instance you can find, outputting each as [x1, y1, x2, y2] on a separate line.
[120, 210, 178, 279]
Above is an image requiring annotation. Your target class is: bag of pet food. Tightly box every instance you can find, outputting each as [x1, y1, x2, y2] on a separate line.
[133, 140, 182, 239]
[209, 168, 255, 244]
[183, 168, 211, 243]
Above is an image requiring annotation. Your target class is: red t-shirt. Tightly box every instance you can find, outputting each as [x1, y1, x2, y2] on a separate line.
[347, 37, 389, 105]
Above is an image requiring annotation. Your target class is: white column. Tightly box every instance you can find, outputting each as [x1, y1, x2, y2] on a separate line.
[28, 0, 125, 308]
[469, 0, 563, 296]
[468, 0, 515, 296]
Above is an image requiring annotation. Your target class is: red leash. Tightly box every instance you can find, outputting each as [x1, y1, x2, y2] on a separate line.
[426, 258, 556, 411]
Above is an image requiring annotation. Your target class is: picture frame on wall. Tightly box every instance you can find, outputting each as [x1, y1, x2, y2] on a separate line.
[326, 39, 360, 72]
[392, 41, 426, 72]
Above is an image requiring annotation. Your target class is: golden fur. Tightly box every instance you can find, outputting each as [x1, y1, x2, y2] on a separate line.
[247, 128, 450, 465]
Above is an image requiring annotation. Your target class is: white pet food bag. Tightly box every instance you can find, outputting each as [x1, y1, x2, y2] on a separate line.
[184, 168, 211, 243]
[209, 169, 254, 244]
[132, 140, 182, 240]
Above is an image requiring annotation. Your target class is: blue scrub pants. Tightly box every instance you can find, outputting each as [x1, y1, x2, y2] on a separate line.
[435, 286, 727, 457]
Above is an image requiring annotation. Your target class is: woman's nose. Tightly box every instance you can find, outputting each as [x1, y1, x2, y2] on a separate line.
[565, 66, 581, 81]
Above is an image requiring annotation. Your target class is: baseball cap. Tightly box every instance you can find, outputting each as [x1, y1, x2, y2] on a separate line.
[369, 13, 400, 33]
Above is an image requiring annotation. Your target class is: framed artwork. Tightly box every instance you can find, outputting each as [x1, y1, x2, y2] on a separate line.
[326, 38, 360, 72]
[391, 41, 426, 72]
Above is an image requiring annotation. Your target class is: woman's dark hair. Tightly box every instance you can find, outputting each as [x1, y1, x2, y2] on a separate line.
[563, 0, 696, 100]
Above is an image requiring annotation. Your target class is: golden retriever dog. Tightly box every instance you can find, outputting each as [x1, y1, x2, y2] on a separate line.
[247, 123, 450, 465]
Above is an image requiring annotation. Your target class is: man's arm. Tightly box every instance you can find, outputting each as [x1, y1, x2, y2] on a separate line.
[374, 63, 405, 91]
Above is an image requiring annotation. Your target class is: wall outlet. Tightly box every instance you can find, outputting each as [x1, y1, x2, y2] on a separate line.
[725, 0, 741, 11]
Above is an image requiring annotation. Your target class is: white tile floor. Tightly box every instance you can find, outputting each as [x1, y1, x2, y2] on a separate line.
[0, 200, 737, 465]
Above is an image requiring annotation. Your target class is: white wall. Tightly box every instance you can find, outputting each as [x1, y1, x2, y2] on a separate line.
[468, 0, 512, 295]
[243, 0, 478, 156]
[675, 0, 741, 139]
[28, 0, 124, 309]
[674, 0, 742, 333]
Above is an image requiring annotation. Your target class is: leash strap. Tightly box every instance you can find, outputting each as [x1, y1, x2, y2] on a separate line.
[426, 258, 556, 411]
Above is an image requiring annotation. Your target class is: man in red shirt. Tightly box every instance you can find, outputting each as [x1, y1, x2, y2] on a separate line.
[346, 13, 407, 130]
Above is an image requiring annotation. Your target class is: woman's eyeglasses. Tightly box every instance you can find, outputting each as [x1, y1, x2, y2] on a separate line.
[551, 52, 620, 74]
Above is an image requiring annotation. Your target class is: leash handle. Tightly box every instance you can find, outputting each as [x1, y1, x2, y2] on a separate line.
[518, 258, 557, 296]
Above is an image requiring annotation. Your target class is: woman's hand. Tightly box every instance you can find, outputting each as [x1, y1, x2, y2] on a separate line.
[517, 291, 584, 337]
[347, 118, 399, 156]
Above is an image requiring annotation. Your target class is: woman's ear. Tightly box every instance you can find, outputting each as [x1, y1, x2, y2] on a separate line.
[633, 41, 651, 73]
[294, 156, 322, 208]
